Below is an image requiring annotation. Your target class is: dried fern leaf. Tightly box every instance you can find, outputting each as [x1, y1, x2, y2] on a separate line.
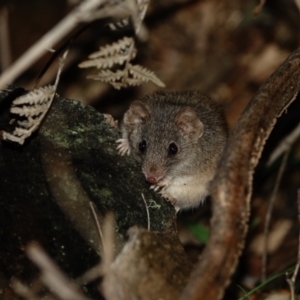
[13, 127, 31, 136]
[126, 78, 147, 87]
[88, 37, 133, 59]
[2, 132, 24, 144]
[87, 70, 124, 82]
[110, 82, 125, 90]
[11, 103, 51, 117]
[128, 64, 165, 87]
[3, 85, 56, 145]
[82, 50, 136, 69]
[12, 85, 55, 105]
[79, 54, 132, 69]
[17, 120, 33, 128]
[108, 18, 130, 31]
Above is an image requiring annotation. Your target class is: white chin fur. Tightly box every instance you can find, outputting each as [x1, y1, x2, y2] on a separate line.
[161, 174, 209, 210]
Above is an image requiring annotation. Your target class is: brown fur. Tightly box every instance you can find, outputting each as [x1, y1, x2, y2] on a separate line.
[120, 91, 228, 210]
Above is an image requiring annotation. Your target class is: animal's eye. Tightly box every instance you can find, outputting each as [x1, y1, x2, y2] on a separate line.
[139, 140, 147, 153]
[168, 143, 178, 155]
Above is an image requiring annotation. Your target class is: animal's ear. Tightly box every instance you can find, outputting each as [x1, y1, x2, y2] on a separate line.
[174, 107, 203, 138]
[123, 101, 151, 128]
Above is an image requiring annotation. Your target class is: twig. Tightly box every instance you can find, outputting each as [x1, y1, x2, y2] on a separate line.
[262, 149, 290, 282]
[86, 210, 115, 277]
[295, 0, 300, 13]
[11, 277, 47, 300]
[11, 278, 39, 300]
[0, 0, 131, 88]
[102, 212, 115, 272]
[141, 193, 150, 230]
[89, 201, 104, 251]
[0, 7, 12, 71]
[76, 264, 103, 286]
[26, 243, 89, 300]
[54, 46, 69, 91]
[267, 121, 300, 166]
[253, 0, 266, 16]
[286, 189, 300, 300]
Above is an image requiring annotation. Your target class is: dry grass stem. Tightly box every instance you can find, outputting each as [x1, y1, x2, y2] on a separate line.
[11, 278, 39, 300]
[89, 201, 104, 252]
[286, 189, 300, 300]
[102, 212, 115, 272]
[267, 122, 300, 166]
[141, 193, 150, 230]
[76, 264, 103, 286]
[53, 46, 69, 91]
[262, 149, 290, 281]
[26, 243, 89, 300]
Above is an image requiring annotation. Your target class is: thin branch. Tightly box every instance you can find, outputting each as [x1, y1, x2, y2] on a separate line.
[89, 201, 104, 251]
[141, 193, 150, 230]
[267, 121, 300, 166]
[11, 278, 39, 300]
[286, 189, 300, 300]
[262, 149, 290, 282]
[26, 243, 89, 300]
[76, 264, 103, 286]
[54, 46, 69, 91]
[102, 212, 115, 272]
[294, 0, 300, 13]
[253, 0, 266, 16]
[0, 0, 131, 88]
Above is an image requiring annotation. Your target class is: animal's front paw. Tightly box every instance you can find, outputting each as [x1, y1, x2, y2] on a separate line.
[150, 184, 178, 212]
[116, 138, 131, 156]
[159, 187, 177, 206]
[150, 184, 162, 192]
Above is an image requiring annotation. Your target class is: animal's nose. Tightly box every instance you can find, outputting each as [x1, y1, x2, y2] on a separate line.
[146, 176, 158, 184]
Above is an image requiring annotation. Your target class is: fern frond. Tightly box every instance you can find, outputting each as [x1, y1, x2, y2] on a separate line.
[128, 64, 165, 87]
[108, 19, 130, 31]
[87, 70, 124, 82]
[126, 78, 147, 87]
[79, 52, 135, 69]
[110, 82, 124, 90]
[13, 127, 31, 136]
[3, 127, 32, 144]
[17, 120, 34, 128]
[2, 132, 24, 143]
[12, 85, 55, 105]
[11, 103, 51, 117]
[89, 37, 133, 59]
[3, 85, 56, 145]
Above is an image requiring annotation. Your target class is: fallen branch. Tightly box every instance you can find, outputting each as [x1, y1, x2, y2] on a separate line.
[180, 47, 300, 300]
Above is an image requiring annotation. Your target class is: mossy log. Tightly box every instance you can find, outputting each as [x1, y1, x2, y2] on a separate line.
[0, 89, 190, 299]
